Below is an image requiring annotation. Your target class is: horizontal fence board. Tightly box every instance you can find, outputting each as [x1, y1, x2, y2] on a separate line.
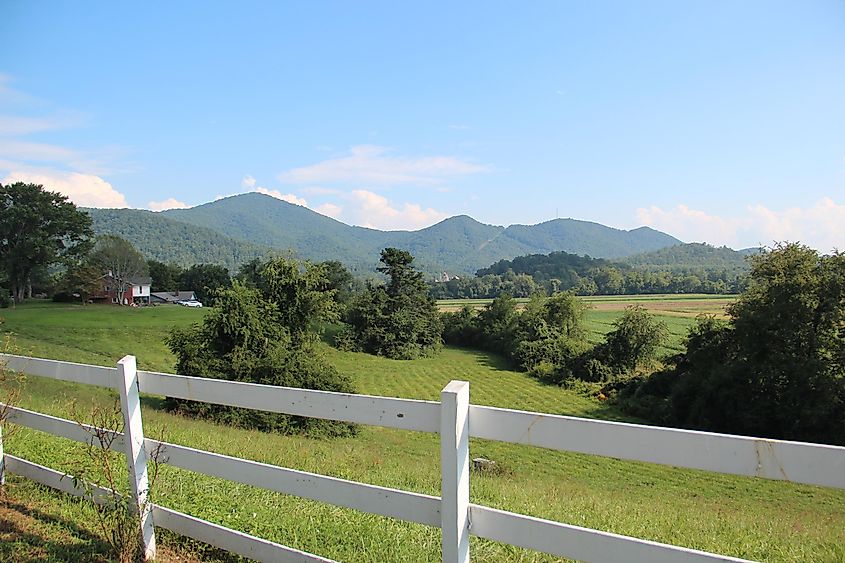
[138, 370, 440, 432]
[0, 354, 116, 388]
[469, 505, 753, 563]
[147, 439, 441, 527]
[3, 405, 125, 450]
[469, 405, 845, 489]
[152, 505, 335, 563]
[5, 455, 116, 506]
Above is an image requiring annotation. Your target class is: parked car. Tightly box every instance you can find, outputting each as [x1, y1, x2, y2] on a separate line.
[180, 300, 203, 308]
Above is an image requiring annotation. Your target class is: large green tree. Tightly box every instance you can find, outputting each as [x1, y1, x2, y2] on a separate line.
[0, 182, 93, 302]
[344, 248, 442, 359]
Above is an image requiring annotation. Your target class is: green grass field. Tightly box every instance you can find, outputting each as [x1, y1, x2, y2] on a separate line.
[1, 301, 843, 562]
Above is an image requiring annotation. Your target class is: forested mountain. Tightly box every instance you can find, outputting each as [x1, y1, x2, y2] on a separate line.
[86, 193, 683, 275]
[86, 208, 276, 271]
[622, 242, 756, 272]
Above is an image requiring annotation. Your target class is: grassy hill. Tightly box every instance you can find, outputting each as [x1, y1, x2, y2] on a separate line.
[87, 193, 682, 275]
[1, 302, 843, 562]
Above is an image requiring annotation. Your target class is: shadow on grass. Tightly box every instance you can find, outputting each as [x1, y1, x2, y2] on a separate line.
[0, 495, 113, 562]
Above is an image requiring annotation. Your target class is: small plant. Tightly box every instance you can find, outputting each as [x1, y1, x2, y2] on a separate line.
[67, 400, 164, 563]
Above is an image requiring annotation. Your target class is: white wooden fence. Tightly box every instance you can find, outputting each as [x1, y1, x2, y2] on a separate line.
[1, 353, 844, 563]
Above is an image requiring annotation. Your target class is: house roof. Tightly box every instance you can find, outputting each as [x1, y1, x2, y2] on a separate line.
[131, 277, 152, 285]
[151, 291, 196, 303]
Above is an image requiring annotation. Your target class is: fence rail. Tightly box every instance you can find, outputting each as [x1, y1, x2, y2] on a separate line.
[2, 352, 844, 562]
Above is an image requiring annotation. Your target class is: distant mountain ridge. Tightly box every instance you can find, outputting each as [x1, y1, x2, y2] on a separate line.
[86, 192, 682, 275]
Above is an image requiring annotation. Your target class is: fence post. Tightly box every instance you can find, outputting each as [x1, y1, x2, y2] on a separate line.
[441, 380, 470, 563]
[117, 355, 156, 560]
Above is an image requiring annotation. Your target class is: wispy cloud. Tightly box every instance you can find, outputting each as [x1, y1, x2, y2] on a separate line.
[278, 145, 489, 186]
[241, 174, 256, 188]
[0, 113, 84, 136]
[2, 169, 129, 208]
[636, 198, 845, 252]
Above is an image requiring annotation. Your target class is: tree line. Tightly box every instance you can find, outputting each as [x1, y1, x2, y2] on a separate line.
[429, 249, 747, 299]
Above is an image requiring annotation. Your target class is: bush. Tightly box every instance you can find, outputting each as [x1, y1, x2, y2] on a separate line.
[0, 288, 11, 308]
[166, 263, 356, 437]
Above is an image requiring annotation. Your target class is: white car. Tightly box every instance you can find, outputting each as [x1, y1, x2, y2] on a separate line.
[180, 300, 203, 308]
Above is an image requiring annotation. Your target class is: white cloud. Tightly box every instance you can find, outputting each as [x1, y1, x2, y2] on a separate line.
[2, 169, 129, 208]
[148, 198, 190, 211]
[636, 198, 845, 252]
[340, 190, 448, 230]
[315, 202, 342, 219]
[278, 145, 489, 186]
[241, 174, 256, 188]
[255, 187, 307, 206]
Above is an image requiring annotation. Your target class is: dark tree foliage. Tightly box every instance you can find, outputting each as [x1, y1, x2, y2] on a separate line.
[178, 264, 231, 304]
[512, 293, 590, 375]
[443, 293, 591, 381]
[320, 260, 357, 311]
[621, 243, 845, 445]
[0, 182, 93, 302]
[166, 261, 356, 436]
[601, 305, 667, 373]
[148, 260, 183, 292]
[342, 248, 442, 359]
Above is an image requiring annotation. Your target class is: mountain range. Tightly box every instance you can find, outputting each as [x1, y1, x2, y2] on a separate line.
[85, 192, 684, 275]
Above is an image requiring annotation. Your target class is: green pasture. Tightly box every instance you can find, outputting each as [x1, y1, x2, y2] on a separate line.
[1, 301, 843, 562]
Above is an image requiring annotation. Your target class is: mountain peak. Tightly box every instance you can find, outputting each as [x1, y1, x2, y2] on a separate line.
[88, 192, 683, 274]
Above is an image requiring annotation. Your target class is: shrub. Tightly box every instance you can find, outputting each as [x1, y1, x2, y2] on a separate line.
[166, 262, 356, 437]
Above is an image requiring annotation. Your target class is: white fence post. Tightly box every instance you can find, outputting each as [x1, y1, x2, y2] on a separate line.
[117, 355, 156, 560]
[441, 380, 470, 563]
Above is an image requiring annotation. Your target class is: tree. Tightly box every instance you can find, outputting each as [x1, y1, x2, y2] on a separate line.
[148, 260, 183, 292]
[601, 305, 667, 372]
[260, 257, 338, 345]
[179, 264, 231, 304]
[343, 248, 442, 359]
[58, 262, 103, 304]
[166, 264, 355, 436]
[89, 235, 149, 305]
[624, 243, 845, 444]
[320, 260, 357, 311]
[0, 182, 93, 303]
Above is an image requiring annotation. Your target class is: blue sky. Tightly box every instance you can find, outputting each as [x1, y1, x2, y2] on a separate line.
[2, 1, 844, 250]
